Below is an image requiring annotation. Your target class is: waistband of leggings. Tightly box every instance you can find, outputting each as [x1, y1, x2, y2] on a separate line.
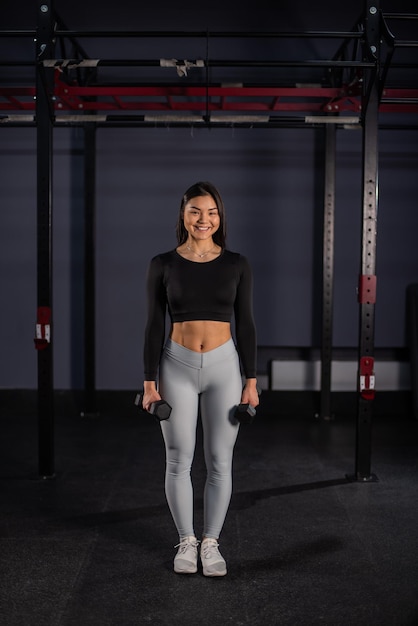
[163, 337, 237, 369]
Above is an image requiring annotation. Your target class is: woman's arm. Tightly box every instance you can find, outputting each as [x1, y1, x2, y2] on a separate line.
[143, 255, 167, 382]
[234, 255, 259, 406]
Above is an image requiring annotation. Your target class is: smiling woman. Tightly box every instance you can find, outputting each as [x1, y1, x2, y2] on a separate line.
[171, 193, 228, 351]
[180, 195, 221, 260]
[141, 180, 259, 577]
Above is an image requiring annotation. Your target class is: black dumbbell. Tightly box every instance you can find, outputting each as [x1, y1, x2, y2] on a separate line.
[235, 402, 257, 424]
[134, 392, 172, 421]
[234, 386, 262, 424]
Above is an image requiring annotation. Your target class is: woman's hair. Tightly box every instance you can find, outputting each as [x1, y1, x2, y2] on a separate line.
[175, 181, 227, 248]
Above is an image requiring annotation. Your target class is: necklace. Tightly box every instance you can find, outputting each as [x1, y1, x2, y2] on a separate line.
[186, 244, 216, 259]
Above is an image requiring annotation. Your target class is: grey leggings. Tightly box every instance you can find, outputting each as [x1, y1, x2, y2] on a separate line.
[159, 338, 242, 540]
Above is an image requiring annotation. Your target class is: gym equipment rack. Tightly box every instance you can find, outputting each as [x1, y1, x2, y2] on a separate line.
[1, 1, 417, 479]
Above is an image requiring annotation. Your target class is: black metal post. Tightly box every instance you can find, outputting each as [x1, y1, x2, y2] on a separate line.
[81, 123, 98, 417]
[36, 1, 55, 478]
[406, 284, 418, 420]
[354, 0, 380, 481]
[319, 124, 336, 420]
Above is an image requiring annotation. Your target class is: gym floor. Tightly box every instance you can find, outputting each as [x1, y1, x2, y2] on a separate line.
[1, 391, 418, 626]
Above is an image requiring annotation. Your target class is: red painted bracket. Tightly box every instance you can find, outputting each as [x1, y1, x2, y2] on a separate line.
[359, 356, 375, 400]
[34, 306, 51, 350]
[358, 275, 377, 304]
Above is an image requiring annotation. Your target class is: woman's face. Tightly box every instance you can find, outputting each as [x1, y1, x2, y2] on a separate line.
[182, 194, 220, 242]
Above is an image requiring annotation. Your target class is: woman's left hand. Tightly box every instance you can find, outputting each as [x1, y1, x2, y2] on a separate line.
[241, 380, 260, 408]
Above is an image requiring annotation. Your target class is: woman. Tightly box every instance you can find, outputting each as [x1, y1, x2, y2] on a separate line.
[142, 181, 258, 577]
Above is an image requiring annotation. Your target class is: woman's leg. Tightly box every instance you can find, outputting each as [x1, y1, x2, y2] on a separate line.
[159, 345, 199, 540]
[199, 347, 242, 540]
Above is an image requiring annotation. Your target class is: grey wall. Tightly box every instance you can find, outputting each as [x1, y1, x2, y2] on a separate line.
[1, 125, 417, 389]
[1, 0, 418, 390]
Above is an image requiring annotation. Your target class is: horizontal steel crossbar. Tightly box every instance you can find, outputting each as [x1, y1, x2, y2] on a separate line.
[1, 82, 418, 116]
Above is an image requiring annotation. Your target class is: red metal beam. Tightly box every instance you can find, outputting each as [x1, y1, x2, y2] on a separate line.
[1, 80, 417, 115]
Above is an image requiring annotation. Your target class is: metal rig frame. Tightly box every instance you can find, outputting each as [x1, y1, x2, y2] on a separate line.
[1, 1, 417, 478]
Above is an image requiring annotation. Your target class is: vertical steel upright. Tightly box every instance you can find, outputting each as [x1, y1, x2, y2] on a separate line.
[36, 1, 55, 477]
[355, 0, 380, 481]
[320, 125, 336, 420]
[406, 284, 418, 420]
[82, 123, 98, 416]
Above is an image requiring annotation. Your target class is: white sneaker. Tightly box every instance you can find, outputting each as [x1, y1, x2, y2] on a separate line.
[173, 536, 199, 574]
[200, 538, 227, 577]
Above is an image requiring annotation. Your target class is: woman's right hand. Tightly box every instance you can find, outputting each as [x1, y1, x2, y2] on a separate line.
[142, 381, 161, 411]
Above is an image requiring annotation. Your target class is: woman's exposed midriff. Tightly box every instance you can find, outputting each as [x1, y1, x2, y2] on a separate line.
[170, 320, 232, 352]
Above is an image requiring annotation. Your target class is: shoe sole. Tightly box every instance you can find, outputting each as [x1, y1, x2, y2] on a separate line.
[202, 564, 227, 577]
[174, 567, 198, 574]
[174, 560, 197, 574]
[203, 568, 227, 577]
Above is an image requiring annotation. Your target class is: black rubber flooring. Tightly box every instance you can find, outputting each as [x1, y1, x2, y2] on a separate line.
[1, 394, 418, 626]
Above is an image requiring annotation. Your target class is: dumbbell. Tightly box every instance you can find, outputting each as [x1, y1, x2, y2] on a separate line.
[235, 402, 257, 424]
[234, 386, 262, 424]
[134, 392, 172, 421]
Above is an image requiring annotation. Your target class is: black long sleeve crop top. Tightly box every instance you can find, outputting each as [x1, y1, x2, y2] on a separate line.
[143, 249, 257, 381]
